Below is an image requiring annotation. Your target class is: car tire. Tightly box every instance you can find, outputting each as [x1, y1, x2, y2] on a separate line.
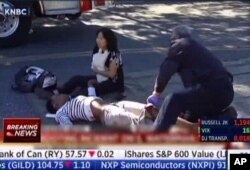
[66, 12, 81, 20]
[0, 0, 32, 47]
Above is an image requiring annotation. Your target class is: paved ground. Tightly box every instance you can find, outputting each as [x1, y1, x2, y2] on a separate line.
[0, 1, 250, 128]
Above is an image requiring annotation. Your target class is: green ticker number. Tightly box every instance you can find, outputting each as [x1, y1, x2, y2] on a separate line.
[242, 127, 250, 134]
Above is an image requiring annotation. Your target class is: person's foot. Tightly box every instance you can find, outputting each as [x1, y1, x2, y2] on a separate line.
[180, 110, 199, 123]
[220, 106, 238, 119]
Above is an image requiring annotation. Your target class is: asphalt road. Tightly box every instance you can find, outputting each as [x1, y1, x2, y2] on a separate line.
[0, 1, 250, 128]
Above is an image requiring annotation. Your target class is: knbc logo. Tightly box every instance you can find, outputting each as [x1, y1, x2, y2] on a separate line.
[3, 118, 41, 143]
[3, 7, 30, 16]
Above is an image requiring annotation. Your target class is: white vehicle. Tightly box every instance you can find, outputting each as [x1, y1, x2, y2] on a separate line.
[0, 0, 105, 47]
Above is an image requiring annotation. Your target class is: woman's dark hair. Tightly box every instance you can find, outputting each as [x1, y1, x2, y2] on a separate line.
[93, 28, 119, 54]
[46, 99, 57, 113]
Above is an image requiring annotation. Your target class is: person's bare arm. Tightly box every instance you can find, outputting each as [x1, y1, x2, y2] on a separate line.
[56, 112, 73, 128]
[89, 99, 106, 121]
[92, 60, 118, 79]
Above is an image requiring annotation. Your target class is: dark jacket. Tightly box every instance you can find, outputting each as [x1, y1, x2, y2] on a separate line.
[155, 38, 233, 93]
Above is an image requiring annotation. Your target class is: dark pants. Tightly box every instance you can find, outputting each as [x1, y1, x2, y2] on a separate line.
[60, 75, 122, 97]
[153, 77, 234, 132]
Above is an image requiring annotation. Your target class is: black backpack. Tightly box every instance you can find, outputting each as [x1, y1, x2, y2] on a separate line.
[12, 66, 57, 93]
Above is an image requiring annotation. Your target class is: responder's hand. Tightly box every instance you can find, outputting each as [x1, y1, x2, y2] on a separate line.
[169, 38, 189, 56]
[147, 93, 163, 109]
[171, 38, 189, 47]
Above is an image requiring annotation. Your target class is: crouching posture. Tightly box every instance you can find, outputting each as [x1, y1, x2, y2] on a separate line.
[46, 94, 145, 129]
[148, 25, 236, 132]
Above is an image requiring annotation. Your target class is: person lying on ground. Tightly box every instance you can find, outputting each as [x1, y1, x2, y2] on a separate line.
[46, 94, 198, 132]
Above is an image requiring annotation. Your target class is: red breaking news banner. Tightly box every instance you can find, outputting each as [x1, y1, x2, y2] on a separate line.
[40, 131, 199, 144]
[3, 118, 41, 143]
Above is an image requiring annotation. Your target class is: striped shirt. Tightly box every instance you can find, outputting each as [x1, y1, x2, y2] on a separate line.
[55, 96, 98, 127]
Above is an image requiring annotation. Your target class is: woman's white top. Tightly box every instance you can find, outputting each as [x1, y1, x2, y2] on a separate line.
[92, 49, 110, 83]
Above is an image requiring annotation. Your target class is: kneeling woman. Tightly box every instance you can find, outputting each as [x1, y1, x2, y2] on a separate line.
[59, 28, 125, 99]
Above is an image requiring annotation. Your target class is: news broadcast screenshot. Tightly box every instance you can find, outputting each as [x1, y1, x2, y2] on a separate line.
[0, 0, 249, 169]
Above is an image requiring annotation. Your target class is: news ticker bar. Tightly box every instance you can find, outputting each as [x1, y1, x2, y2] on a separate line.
[0, 160, 228, 170]
[0, 157, 249, 170]
[0, 149, 249, 170]
[2, 118, 250, 143]
[200, 119, 250, 142]
[0, 149, 227, 160]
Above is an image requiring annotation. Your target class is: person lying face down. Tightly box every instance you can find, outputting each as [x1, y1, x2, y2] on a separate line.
[46, 94, 198, 132]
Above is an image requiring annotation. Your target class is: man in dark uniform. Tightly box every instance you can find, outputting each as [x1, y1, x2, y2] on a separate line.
[147, 25, 236, 132]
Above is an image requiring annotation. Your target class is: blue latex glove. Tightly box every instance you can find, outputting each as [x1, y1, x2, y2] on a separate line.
[147, 95, 163, 109]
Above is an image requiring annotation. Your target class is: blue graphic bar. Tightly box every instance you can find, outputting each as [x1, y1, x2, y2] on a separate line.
[0, 160, 227, 170]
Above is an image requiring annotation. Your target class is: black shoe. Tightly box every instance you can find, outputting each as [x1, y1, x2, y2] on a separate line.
[180, 110, 199, 123]
[219, 106, 238, 119]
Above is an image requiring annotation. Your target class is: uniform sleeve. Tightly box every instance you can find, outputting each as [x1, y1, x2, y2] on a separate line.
[55, 108, 73, 128]
[155, 42, 185, 93]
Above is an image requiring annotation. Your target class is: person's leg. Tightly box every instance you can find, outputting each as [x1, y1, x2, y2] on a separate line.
[178, 78, 234, 122]
[153, 94, 183, 131]
[203, 77, 234, 118]
[116, 78, 126, 100]
[100, 104, 143, 130]
[115, 101, 146, 117]
[153, 85, 215, 132]
[175, 117, 199, 133]
[59, 75, 95, 94]
[93, 80, 119, 96]
[115, 101, 156, 125]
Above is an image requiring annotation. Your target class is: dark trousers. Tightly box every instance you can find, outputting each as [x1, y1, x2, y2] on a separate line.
[153, 77, 234, 132]
[60, 75, 122, 97]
